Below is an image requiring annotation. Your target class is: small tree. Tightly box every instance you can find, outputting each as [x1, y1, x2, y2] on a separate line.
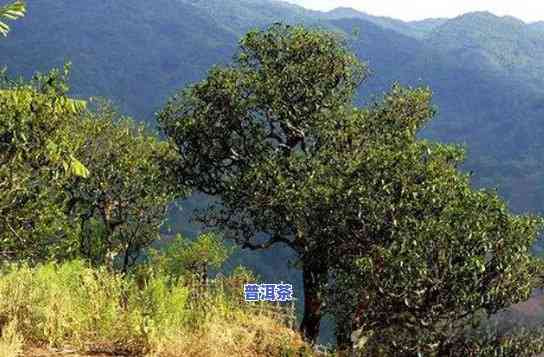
[0, 67, 88, 262]
[0, 69, 184, 267]
[148, 232, 233, 285]
[63, 100, 185, 271]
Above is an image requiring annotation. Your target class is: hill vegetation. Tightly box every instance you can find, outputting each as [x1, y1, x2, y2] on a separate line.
[0, 256, 308, 357]
[3, 1, 544, 355]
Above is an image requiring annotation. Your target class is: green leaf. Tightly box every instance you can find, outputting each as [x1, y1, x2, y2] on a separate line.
[0, 1, 26, 37]
[69, 156, 90, 178]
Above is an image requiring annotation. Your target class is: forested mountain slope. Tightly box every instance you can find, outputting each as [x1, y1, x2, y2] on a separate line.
[3, 0, 544, 271]
[330, 17, 544, 213]
[0, 0, 238, 120]
[426, 12, 544, 90]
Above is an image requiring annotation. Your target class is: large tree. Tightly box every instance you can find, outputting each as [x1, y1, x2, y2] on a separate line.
[159, 23, 365, 342]
[297, 85, 544, 354]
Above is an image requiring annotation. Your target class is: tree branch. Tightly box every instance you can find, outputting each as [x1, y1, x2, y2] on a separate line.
[241, 234, 294, 250]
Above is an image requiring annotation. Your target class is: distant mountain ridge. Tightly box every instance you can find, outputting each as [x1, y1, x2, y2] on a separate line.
[531, 21, 544, 32]
[424, 11, 544, 90]
[319, 6, 446, 38]
[282, 1, 543, 36]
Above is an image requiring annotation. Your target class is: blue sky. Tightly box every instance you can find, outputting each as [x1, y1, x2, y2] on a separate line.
[282, 0, 544, 23]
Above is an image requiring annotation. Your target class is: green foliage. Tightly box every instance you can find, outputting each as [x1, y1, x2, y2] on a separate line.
[160, 22, 544, 352]
[317, 85, 544, 355]
[0, 2, 542, 350]
[147, 233, 234, 283]
[0, 66, 89, 261]
[0, 1, 25, 37]
[64, 99, 186, 270]
[442, 326, 544, 356]
[159, 23, 367, 342]
[0, 68, 183, 267]
[3, 0, 544, 222]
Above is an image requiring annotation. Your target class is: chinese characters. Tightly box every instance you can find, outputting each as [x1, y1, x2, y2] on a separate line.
[244, 283, 294, 302]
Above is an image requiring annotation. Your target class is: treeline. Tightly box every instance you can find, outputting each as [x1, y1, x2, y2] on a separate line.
[2, 2, 544, 356]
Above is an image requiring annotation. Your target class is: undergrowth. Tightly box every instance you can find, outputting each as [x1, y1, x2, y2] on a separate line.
[0, 260, 312, 357]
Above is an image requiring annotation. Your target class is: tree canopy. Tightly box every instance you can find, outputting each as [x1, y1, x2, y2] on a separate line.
[159, 23, 367, 342]
[0, 68, 185, 267]
[0, 67, 89, 261]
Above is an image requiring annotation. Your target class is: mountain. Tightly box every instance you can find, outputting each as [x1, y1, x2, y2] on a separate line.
[2, 0, 544, 342]
[322, 6, 446, 38]
[177, 0, 317, 36]
[3, 0, 544, 249]
[0, 0, 239, 121]
[425, 11, 544, 91]
[410, 18, 448, 32]
[329, 16, 544, 212]
[531, 21, 544, 33]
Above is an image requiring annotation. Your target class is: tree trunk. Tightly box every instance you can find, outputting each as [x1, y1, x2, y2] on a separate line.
[335, 316, 353, 354]
[299, 258, 327, 344]
[122, 245, 131, 274]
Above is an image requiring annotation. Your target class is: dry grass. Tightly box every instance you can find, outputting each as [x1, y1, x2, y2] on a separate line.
[0, 261, 314, 357]
[149, 308, 310, 357]
[0, 320, 23, 357]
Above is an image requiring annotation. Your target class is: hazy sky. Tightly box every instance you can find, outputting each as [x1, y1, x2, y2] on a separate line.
[283, 0, 544, 23]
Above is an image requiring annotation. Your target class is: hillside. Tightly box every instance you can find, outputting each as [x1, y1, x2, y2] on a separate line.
[0, 0, 238, 120]
[531, 21, 544, 33]
[0, 260, 312, 357]
[328, 16, 544, 213]
[2, 0, 543, 278]
[2, 1, 543, 212]
[425, 11, 544, 91]
[321, 6, 445, 38]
